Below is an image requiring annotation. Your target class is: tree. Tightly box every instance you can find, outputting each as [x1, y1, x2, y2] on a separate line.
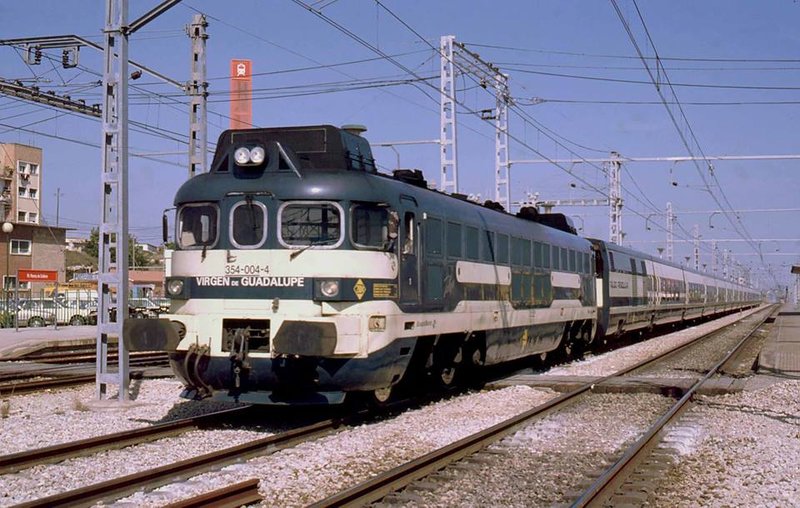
[85, 228, 156, 268]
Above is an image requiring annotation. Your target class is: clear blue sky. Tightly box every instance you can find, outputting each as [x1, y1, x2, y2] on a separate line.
[1, 1, 798, 293]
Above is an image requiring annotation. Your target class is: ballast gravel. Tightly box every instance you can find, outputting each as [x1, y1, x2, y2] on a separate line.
[1, 305, 797, 507]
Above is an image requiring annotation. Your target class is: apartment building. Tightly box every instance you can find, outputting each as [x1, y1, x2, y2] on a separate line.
[0, 143, 67, 290]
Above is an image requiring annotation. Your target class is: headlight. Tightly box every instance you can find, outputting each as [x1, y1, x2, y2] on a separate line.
[167, 279, 185, 296]
[249, 145, 266, 164]
[319, 280, 340, 297]
[234, 147, 251, 165]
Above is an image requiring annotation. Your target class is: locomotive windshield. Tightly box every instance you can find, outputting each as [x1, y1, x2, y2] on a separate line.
[230, 199, 267, 248]
[177, 203, 219, 249]
[279, 201, 342, 247]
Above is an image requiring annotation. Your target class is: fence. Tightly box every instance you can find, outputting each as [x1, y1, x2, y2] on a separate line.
[0, 289, 172, 328]
[1, 288, 97, 328]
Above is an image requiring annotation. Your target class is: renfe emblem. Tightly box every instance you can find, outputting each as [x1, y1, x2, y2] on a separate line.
[353, 279, 367, 300]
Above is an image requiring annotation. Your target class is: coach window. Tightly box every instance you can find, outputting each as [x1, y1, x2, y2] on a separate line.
[542, 242, 551, 269]
[569, 249, 577, 272]
[465, 226, 479, 260]
[496, 234, 509, 264]
[517, 237, 531, 267]
[177, 203, 219, 249]
[560, 247, 569, 272]
[279, 201, 343, 248]
[481, 230, 495, 262]
[447, 222, 462, 258]
[351, 203, 390, 250]
[426, 217, 443, 255]
[230, 199, 267, 248]
[551, 245, 560, 270]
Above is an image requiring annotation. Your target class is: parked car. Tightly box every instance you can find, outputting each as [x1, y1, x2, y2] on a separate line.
[11, 300, 57, 328]
[149, 297, 171, 314]
[18, 298, 93, 326]
[128, 298, 162, 318]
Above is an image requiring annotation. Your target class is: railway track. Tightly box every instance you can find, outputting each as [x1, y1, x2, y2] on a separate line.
[0, 364, 171, 396]
[163, 478, 262, 508]
[0, 350, 171, 395]
[571, 305, 777, 506]
[0, 406, 251, 475]
[3, 307, 774, 506]
[12, 408, 372, 507]
[309, 305, 776, 507]
[3, 350, 169, 365]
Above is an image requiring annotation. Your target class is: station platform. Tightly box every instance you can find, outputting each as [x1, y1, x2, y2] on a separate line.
[757, 303, 800, 378]
[0, 325, 99, 359]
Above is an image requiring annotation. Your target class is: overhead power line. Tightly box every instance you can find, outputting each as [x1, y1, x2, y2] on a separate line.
[610, 0, 762, 264]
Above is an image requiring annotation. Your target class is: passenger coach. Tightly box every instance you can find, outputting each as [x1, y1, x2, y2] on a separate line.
[591, 240, 760, 338]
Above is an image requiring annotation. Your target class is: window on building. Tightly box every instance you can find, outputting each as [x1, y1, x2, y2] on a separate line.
[28, 213, 37, 223]
[29, 188, 37, 199]
[16, 162, 38, 174]
[17, 211, 25, 222]
[2, 275, 27, 290]
[18, 187, 26, 197]
[11, 239, 31, 255]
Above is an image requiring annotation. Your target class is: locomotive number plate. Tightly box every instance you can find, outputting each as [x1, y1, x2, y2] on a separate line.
[225, 264, 270, 275]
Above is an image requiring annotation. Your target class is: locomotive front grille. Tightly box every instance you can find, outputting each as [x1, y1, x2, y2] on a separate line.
[222, 318, 271, 352]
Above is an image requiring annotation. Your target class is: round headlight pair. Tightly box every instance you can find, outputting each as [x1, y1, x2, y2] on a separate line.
[233, 145, 266, 166]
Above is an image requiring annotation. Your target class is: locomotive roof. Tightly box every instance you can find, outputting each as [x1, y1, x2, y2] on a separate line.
[209, 124, 376, 174]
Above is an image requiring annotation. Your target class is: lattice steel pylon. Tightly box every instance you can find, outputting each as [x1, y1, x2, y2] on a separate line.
[97, 0, 130, 400]
[187, 13, 208, 177]
[439, 35, 510, 208]
[693, 224, 700, 270]
[439, 35, 458, 196]
[493, 73, 511, 210]
[666, 201, 674, 262]
[607, 152, 623, 245]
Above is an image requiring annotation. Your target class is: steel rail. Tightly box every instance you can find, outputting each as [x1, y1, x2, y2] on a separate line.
[0, 406, 250, 475]
[0, 374, 97, 395]
[14, 414, 357, 508]
[310, 305, 770, 507]
[163, 478, 262, 508]
[6, 351, 168, 364]
[571, 305, 775, 507]
[0, 362, 171, 395]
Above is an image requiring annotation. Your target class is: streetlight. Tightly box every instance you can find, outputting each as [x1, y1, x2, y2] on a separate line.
[570, 215, 585, 233]
[645, 213, 660, 231]
[708, 211, 720, 229]
[2, 222, 13, 311]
